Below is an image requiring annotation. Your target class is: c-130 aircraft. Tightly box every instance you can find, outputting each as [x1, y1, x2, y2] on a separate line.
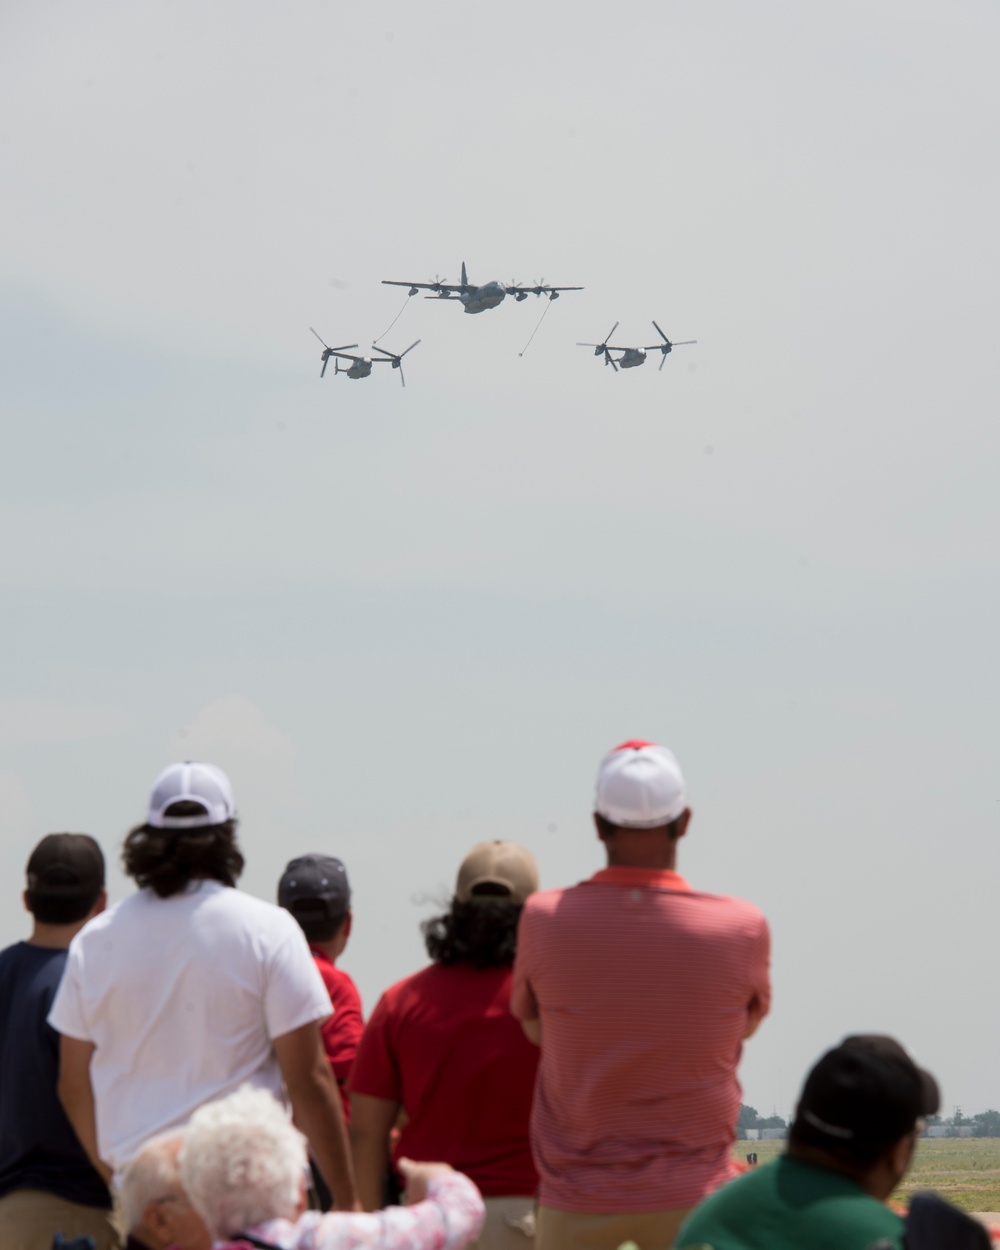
[382, 262, 582, 314]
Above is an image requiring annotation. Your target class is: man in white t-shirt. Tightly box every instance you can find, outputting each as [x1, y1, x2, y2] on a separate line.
[49, 762, 358, 1209]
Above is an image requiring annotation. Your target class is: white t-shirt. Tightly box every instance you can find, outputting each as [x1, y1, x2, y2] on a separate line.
[49, 880, 331, 1173]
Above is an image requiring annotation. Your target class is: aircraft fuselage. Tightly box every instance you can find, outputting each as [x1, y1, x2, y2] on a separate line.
[460, 281, 506, 314]
[617, 349, 647, 369]
[340, 358, 373, 379]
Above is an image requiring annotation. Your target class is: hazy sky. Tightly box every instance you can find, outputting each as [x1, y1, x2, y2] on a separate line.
[2, 0, 999, 1119]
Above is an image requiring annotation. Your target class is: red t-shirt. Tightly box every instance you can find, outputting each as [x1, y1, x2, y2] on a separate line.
[311, 948, 364, 1121]
[348, 962, 539, 1197]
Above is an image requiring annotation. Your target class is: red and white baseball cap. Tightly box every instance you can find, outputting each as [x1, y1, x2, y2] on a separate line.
[147, 761, 237, 830]
[594, 740, 687, 829]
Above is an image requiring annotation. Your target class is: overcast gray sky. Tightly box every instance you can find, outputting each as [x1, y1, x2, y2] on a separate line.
[2, 0, 999, 1119]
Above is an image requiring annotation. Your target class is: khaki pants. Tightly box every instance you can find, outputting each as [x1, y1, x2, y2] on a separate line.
[474, 1197, 536, 1250]
[536, 1204, 693, 1250]
[0, 1188, 121, 1250]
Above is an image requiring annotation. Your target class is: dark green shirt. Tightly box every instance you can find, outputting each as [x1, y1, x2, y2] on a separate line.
[676, 1155, 905, 1250]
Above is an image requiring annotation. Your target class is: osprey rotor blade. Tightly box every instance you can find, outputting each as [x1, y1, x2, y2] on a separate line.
[651, 320, 669, 344]
[399, 339, 421, 358]
[309, 327, 329, 349]
[607, 351, 618, 372]
[320, 353, 329, 378]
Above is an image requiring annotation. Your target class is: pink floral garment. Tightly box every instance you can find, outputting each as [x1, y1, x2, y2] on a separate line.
[214, 1172, 485, 1250]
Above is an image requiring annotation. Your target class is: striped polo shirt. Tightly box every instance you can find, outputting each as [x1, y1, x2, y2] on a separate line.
[511, 866, 771, 1213]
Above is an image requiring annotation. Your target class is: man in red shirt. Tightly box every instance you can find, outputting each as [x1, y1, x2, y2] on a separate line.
[278, 854, 364, 1124]
[511, 741, 771, 1250]
[350, 842, 540, 1250]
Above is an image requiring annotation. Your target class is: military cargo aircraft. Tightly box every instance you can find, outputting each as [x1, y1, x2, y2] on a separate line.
[382, 262, 582, 314]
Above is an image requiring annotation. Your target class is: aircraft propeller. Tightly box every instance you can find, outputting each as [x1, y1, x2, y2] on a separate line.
[371, 339, 421, 388]
[576, 323, 620, 371]
[310, 327, 359, 378]
[646, 321, 697, 371]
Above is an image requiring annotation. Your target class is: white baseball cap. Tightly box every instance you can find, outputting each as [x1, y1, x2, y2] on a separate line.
[147, 761, 237, 830]
[594, 740, 687, 828]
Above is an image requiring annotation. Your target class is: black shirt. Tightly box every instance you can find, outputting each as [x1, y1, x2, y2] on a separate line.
[0, 941, 111, 1208]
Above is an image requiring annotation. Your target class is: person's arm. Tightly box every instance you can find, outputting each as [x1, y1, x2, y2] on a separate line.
[743, 917, 772, 1039]
[350, 1091, 401, 1211]
[307, 1164, 485, 1250]
[274, 1020, 359, 1211]
[326, 975, 365, 1093]
[57, 1035, 112, 1185]
[510, 910, 540, 1045]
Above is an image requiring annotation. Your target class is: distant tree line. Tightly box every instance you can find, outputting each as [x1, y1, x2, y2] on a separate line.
[926, 1109, 1000, 1137]
[738, 1105, 1000, 1138]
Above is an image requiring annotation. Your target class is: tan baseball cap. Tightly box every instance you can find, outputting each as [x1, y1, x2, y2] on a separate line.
[455, 841, 539, 904]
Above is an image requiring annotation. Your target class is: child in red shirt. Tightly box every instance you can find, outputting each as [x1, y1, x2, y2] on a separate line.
[278, 854, 363, 1122]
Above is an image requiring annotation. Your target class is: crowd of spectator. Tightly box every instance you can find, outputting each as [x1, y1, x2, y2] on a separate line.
[0, 741, 963, 1250]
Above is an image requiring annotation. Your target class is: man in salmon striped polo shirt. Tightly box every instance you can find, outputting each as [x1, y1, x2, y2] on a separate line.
[511, 740, 771, 1250]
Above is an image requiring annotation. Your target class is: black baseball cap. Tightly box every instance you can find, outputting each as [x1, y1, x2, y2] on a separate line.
[278, 854, 351, 921]
[794, 1034, 940, 1146]
[26, 833, 105, 897]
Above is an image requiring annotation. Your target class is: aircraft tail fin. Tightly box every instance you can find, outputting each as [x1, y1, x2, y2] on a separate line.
[461, 261, 468, 289]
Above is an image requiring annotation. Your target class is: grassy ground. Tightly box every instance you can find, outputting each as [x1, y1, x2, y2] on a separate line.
[733, 1138, 1000, 1213]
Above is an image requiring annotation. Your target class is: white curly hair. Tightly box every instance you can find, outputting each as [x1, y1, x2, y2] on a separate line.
[178, 1085, 307, 1236]
[119, 1129, 186, 1230]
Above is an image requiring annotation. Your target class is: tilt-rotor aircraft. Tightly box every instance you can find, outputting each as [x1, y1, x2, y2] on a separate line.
[577, 321, 697, 372]
[382, 262, 583, 314]
[310, 329, 421, 387]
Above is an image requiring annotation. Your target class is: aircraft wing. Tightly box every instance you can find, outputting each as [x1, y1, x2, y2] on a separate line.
[328, 351, 363, 362]
[507, 284, 584, 295]
[382, 279, 468, 293]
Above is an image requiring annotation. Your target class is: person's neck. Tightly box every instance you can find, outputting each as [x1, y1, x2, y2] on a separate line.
[310, 936, 345, 962]
[126, 1223, 164, 1250]
[28, 920, 88, 950]
[787, 1143, 885, 1199]
[604, 845, 678, 871]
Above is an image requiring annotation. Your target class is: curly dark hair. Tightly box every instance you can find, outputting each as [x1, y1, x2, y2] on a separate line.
[421, 896, 524, 968]
[122, 808, 244, 899]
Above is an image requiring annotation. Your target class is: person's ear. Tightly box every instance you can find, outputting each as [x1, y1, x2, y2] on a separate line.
[594, 813, 613, 843]
[22, 891, 31, 914]
[91, 890, 108, 918]
[144, 1200, 172, 1239]
[342, 910, 353, 939]
[673, 808, 692, 841]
